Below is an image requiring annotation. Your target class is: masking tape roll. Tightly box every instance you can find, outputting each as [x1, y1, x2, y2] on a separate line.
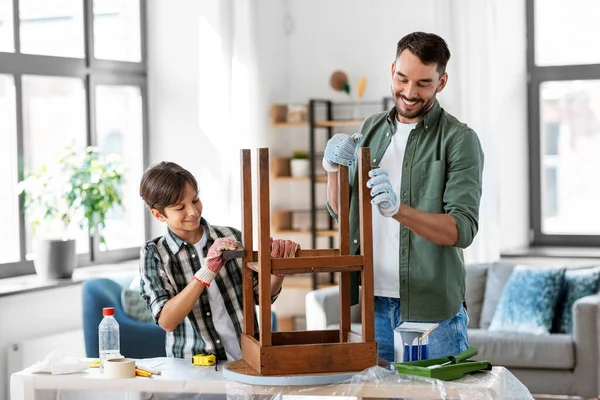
[104, 358, 136, 379]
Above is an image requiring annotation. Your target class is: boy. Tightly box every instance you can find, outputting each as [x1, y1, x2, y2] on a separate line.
[139, 161, 298, 360]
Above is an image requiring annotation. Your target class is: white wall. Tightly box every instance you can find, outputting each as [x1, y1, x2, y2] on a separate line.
[1, 263, 138, 399]
[147, 1, 529, 248]
[147, 0, 289, 235]
[0, 286, 85, 399]
[280, 0, 529, 252]
[148, 0, 528, 250]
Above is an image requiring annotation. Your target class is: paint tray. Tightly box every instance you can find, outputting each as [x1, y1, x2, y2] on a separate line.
[394, 347, 492, 381]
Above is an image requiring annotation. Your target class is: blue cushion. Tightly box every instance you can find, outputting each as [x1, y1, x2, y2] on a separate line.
[553, 267, 600, 334]
[122, 289, 155, 323]
[489, 266, 565, 335]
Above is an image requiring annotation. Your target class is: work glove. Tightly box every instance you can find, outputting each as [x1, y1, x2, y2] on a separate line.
[194, 237, 238, 287]
[322, 132, 363, 172]
[367, 168, 400, 217]
[270, 238, 300, 277]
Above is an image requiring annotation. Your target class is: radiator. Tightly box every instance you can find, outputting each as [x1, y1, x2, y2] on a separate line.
[6, 329, 86, 376]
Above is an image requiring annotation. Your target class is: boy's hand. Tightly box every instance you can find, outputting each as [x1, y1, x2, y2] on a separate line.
[270, 238, 300, 277]
[271, 238, 300, 258]
[194, 237, 237, 287]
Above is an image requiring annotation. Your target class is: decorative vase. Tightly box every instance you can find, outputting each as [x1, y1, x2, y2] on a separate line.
[290, 159, 310, 177]
[34, 238, 77, 280]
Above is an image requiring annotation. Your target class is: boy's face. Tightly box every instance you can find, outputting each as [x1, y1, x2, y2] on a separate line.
[151, 182, 203, 241]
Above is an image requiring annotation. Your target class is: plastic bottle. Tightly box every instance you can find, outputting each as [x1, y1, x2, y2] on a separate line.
[98, 307, 121, 370]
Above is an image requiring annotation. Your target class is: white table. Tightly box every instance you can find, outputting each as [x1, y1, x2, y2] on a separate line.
[11, 357, 533, 400]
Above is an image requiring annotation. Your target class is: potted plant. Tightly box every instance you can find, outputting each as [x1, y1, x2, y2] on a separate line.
[290, 150, 310, 178]
[17, 145, 124, 280]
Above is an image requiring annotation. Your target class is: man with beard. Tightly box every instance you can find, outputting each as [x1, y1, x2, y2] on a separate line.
[322, 31, 484, 363]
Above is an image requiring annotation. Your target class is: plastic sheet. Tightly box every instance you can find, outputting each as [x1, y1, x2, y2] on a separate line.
[12, 357, 533, 400]
[221, 365, 533, 400]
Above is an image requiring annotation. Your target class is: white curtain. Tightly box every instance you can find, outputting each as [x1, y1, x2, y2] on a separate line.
[432, 0, 502, 263]
[197, 0, 265, 229]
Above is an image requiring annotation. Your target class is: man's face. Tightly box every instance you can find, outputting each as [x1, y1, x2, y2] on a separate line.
[391, 49, 447, 124]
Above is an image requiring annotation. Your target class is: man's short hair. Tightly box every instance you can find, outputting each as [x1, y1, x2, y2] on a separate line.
[396, 31, 451, 75]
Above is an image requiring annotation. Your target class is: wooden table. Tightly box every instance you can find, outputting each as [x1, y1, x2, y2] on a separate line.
[10, 357, 533, 400]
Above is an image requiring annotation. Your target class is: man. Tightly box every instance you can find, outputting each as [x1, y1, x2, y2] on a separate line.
[323, 32, 484, 362]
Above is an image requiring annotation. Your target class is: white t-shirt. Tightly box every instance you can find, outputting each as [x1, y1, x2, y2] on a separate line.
[372, 120, 416, 298]
[194, 235, 241, 361]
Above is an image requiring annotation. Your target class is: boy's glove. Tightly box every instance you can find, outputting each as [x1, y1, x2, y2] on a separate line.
[322, 132, 363, 172]
[367, 168, 400, 217]
[270, 238, 300, 277]
[194, 237, 238, 287]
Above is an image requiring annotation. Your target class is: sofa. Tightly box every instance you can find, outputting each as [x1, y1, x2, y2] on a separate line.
[305, 262, 600, 398]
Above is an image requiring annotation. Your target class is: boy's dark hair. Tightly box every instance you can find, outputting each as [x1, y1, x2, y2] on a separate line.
[139, 161, 198, 215]
[396, 32, 451, 75]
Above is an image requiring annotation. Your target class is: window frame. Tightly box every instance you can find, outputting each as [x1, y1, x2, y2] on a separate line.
[526, 0, 600, 247]
[0, 0, 149, 278]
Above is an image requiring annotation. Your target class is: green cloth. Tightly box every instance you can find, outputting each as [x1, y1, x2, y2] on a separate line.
[122, 288, 154, 323]
[328, 100, 484, 321]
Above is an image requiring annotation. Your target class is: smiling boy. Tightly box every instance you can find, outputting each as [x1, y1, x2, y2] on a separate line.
[138, 161, 297, 360]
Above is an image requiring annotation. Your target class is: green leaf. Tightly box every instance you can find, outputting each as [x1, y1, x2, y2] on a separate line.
[17, 144, 125, 239]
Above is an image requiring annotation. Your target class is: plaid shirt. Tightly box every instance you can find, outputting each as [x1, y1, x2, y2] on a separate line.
[139, 218, 276, 360]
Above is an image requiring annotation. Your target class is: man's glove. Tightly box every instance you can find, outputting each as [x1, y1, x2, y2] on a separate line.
[322, 132, 363, 172]
[367, 169, 400, 217]
[194, 237, 238, 287]
[270, 238, 300, 277]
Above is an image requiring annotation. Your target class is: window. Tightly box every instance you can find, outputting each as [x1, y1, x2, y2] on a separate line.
[22, 75, 89, 255]
[527, 0, 600, 246]
[95, 84, 145, 254]
[93, 0, 141, 62]
[0, 75, 19, 264]
[0, 0, 15, 52]
[0, 0, 147, 278]
[19, 0, 85, 58]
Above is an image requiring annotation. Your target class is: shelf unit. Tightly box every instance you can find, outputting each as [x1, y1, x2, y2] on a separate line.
[271, 98, 393, 290]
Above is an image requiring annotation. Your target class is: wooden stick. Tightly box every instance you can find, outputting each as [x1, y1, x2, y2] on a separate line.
[241, 149, 255, 337]
[358, 147, 375, 342]
[257, 148, 272, 346]
[338, 165, 351, 342]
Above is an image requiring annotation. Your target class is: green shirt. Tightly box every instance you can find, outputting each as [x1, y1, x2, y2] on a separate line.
[331, 100, 484, 321]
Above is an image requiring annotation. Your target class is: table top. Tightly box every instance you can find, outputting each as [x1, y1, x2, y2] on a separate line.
[11, 357, 534, 400]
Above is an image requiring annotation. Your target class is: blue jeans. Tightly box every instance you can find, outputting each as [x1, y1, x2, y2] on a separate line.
[374, 296, 469, 363]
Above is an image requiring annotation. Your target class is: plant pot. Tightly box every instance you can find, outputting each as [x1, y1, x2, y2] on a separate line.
[290, 159, 310, 177]
[34, 238, 77, 280]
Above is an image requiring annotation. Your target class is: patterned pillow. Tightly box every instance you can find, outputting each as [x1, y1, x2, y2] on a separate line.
[489, 266, 565, 335]
[553, 267, 600, 334]
[122, 289, 154, 323]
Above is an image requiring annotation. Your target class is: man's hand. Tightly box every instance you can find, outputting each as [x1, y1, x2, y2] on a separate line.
[322, 132, 363, 172]
[270, 238, 300, 277]
[194, 237, 237, 287]
[367, 169, 400, 217]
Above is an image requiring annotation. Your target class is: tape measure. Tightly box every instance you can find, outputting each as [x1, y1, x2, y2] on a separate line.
[192, 353, 216, 366]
